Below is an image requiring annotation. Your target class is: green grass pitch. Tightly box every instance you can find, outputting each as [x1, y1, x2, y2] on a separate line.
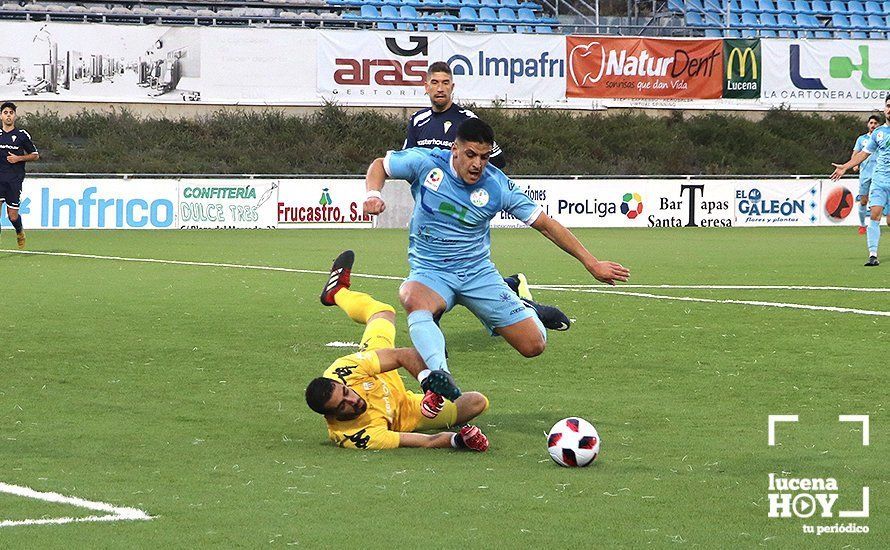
[1, 227, 887, 547]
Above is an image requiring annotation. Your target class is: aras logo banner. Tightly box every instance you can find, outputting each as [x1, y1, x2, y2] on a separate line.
[566, 36, 723, 99]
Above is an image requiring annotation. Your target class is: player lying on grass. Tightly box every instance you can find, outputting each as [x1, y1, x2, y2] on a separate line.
[305, 250, 490, 451]
[363, 118, 630, 401]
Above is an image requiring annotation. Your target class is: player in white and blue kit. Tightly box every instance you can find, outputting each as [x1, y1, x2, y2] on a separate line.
[832, 95, 890, 266]
[850, 115, 880, 232]
[363, 118, 630, 402]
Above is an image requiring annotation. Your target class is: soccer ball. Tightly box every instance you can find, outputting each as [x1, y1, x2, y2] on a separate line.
[547, 417, 601, 467]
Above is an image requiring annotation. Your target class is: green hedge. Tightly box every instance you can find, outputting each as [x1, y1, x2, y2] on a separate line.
[22, 106, 869, 176]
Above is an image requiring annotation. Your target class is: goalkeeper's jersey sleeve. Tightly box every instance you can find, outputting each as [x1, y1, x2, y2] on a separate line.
[323, 351, 409, 450]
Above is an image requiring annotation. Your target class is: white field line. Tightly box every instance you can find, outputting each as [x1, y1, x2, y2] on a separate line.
[0, 482, 152, 528]
[6, 249, 889, 317]
[532, 284, 890, 292]
[534, 286, 890, 318]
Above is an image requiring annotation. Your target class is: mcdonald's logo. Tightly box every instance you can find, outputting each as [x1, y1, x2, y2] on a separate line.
[723, 39, 761, 99]
[727, 47, 758, 79]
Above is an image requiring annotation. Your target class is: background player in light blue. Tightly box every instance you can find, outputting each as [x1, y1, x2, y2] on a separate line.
[850, 115, 881, 234]
[363, 118, 630, 402]
[832, 95, 890, 267]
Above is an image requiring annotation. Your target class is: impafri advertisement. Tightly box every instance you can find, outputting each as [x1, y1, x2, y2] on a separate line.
[762, 39, 890, 110]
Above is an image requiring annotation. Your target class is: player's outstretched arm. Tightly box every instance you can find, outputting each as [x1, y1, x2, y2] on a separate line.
[531, 212, 630, 286]
[831, 150, 870, 180]
[399, 425, 489, 451]
[363, 157, 388, 215]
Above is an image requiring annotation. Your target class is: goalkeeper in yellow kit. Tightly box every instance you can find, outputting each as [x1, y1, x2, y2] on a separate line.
[305, 250, 490, 451]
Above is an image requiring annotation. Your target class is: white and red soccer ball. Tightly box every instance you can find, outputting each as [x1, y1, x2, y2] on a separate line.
[547, 417, 601, 467]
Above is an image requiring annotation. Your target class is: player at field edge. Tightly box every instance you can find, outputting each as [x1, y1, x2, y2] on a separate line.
[364, 117, 630, 402]
[850, 114, 881, 234]
[405, 61, 571, 332]
[305, 250, 490, 451]
[831, 94, 890, 267]
[0, 102, 39, 250]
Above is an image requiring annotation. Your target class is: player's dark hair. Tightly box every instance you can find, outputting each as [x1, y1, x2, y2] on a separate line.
[0, 101, 16, 112]
[305, 377, 336, 415]
[427, 62, 452, 78]
[455, 117, 495, 146]
[868, 114, 881, 123]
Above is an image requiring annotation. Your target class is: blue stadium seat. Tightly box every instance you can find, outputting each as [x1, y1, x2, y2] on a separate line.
[739, 0, 758, 12]
[400, 5, 420, 19]
[442, 0, 462, 7]
[495, 23, 512, 31]
[739, 12, 759, 36]
[849, 13, 868, 37]
[668, 0, 684, 10]
[480, 0, 499, 6]
[701, 0, 722, 13]
[421, 0, 445, 6]
[863, 0, 881, 12]
[760, 11, 780, 29]
[831, 13, 851, 27]
[460, 6, 481, 21]
[438, 22, 455, 30]
[502, 0, 522, 8]
[726, 11, 742, 26]
[685, 0, 706, 12]
[704, 28, 724, 37]
[828, 0, 848, 13]
[847, 0, 866, 13]
[520, 1, 543, 9]
[685, 11, 706, 26]
[418, 21, 436, 30]
[498, 7, 518, 22]
[360, 4, 380, 18]
[792, 0, 814, 13]
[884, 1, 890, 16]
[515, 24, 533, 32]
[865, 14, 885, 37]
[809, 0, 831, 13]
[460, 0, 482, 7]
[775, 0, 794, 11]
[758, 0, 780, 12]
[535, 24, 553, 32]
[517, 7, 535, 21]
[476, 23, 494, 31]
[479, 6, 498, 21]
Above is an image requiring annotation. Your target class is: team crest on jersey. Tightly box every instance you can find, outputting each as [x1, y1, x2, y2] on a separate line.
[362, 381, 373, 391]
[877, 130, 885, 141]
[11, 135, 16, 142]
[443, 121, 452, 133]
[423, 168, 444, 192]
[470, 188, 489, 207]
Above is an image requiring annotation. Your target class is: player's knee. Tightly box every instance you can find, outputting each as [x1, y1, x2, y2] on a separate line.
[458, 392, 489, 421]
[518, 337, 546, 358]
[7, 210, 18, 221]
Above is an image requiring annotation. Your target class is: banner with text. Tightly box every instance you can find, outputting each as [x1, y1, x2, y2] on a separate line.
[276, 179, 374, 228]
[177, 179, 279, 229]
[762, 39, 890, 110]
[565, 36, 723, 100]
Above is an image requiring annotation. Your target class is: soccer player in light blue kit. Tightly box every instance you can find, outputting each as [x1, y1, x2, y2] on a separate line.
[832, 95, 890, 267]
[850, 115, 881, 233]
[363, 118, 630, 407]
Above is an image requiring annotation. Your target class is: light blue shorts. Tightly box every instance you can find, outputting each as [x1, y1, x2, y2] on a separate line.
[867, 185, 889, 212]
[857, 176, 871, 201]
[404, 263, 534, 332]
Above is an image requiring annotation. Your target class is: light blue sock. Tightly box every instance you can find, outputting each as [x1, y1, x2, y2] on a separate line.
[532, 314, 547, 343]
[866, 218, 880, 256]
[858, 203, 867, 227]
[407, 310, 448, 373]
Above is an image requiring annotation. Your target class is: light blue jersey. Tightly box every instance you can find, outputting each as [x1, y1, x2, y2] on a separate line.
[863, 124, 890, 190]
[854, 132, 876, 181]
[384, 147, 542, 271]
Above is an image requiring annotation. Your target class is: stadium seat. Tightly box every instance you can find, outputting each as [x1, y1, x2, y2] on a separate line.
[701, 0, 722, 13]
[359, 4, 380, 18]
[534, 24, 553, 32]
[865, 14, 884, 37]
[704, 28, 724, 37]
[418, 21, 436, 29]
[685, 11, 706, 26]
[847, 0, 866, 13]
[517, 7, 535, 21]
[421, 0, 444, 6]
[502, 0, 522, 8]
[442, 0, 462, 7]
[684, 0, 705, 13]
[777, 11, 796, 29]
[400, 5, 420, 20]
[849, 13, 869, 37]
[480, 0, 498, 6]
[438, 22, 455, 30]
[775, 0, 795, 11]
[828, 0, 848, 13]
[515, 24, 533, 32]
[792, 0, 814, 12]
[667, 0, 684, 11]
[739, 0, 758, 12]
[496, 23, 512, 31]
[758, 0, 780, 12]
[809, 0, 831, 13]
[459, 6, 481, 21]
[831, 13, 851, 27]
[498, 7, 518, 22]
[884, 0, 890, 16]
[461, 0, 483, 6]
[476, 22, 494, 31]
[760, 11, 780, 30]
[863, 0, 881, 12]
[479, 6, 498, 21]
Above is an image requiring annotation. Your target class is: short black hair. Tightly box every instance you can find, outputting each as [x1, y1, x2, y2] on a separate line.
[0, 101, 16, 112]
[427, 61, 452, 78]
[868, 114, 881, 123]
[455, 117, 495, 146]
[305, 377, 336, 415]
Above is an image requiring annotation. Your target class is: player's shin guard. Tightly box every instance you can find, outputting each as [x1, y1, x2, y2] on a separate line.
[867, 218, 880, 256]
[859, 204, 868, 227]
[407, 310, 448, 372]
[334, 289, 394, 324]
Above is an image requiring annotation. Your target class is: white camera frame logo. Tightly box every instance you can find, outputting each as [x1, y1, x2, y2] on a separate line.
[766, 415, 870, 522]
